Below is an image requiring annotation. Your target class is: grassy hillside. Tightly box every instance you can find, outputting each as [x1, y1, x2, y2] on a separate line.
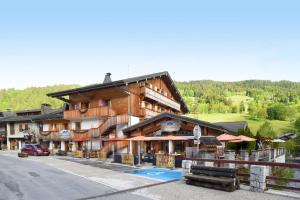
[177, 80, 300, 136]
[187, 113, 294, 135]
[0, 85, 79, 111]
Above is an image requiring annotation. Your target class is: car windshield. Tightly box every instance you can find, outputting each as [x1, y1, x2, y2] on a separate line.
[33, 144, 42, 149]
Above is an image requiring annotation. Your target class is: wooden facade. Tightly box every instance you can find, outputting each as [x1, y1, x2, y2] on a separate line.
[46, 72, 189, 154]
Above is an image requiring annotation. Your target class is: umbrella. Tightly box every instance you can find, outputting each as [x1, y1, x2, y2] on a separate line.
[230, 135, 256, 143]
[128, 136, 150, 141]
[217, 134, 239, 142]
[272, 139, 285, 143]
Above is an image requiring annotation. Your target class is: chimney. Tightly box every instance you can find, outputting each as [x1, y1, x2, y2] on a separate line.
[103, 72, 112, 83]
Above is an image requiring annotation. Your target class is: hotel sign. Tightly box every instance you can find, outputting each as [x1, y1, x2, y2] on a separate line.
[59, 130, 71, 139]
[161, 121, 181, 132]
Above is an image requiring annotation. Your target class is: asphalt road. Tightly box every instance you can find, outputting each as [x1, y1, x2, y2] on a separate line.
[0, 154, 151, 200]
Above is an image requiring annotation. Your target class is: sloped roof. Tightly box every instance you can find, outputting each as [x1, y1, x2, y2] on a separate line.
[0, 115, 33, 123]
[213, 121, 248, 134]
[32, 109, 65, 122]
[47, 71, 188, 113]
[0, 107, 63, 124]
[279, 133, 297, 141]
[123, 112, 230, 134]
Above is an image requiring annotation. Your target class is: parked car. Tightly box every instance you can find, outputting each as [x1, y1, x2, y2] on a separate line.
[21, 144, 50, 156]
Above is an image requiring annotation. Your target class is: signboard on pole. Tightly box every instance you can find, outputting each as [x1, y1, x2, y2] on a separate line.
[193, 125, 201, 145]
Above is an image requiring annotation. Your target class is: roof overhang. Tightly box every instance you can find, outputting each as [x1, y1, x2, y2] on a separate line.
[123, 112, 230, 134]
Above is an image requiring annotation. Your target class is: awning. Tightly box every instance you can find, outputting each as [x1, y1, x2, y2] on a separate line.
[217, 134, 239, 142]
[109, 138, 129, 142]
[147, 135, 190, 141]
[127, 135, 192, 141]
[128, 136, 150, 141]
[72, 138, 90, 142]
[272, 139, 286, 143]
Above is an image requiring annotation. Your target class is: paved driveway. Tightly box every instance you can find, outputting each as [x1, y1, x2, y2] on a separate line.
[0, 154, 150, 200]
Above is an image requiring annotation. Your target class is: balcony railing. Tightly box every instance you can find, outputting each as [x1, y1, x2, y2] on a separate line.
[64, 106, 116, 119]
[38, 131, 61, 141]
[70, 132, 90, 141]
[140, 108, 161, 119]
[141, 86, 181, 111]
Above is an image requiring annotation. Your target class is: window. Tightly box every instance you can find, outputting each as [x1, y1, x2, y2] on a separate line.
[19, 124, 23, 132]
[99, 99, 108, 107]
[75, 122, 81, 131]
[64, 123, 68, 130]
[24, 124, 29, 130]
[10, 123, 15, 135]
[51, 124, 57, 131]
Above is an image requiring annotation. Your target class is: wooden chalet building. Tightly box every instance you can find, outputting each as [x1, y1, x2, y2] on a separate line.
[46, 72, 188, 155]
[46, 71, 247, 162]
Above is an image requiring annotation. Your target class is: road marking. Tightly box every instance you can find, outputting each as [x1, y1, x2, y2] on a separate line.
[76, 179, 180, 200]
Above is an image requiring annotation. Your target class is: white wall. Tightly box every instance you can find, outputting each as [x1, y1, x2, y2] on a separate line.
[77, 119, 100, 130]
[86, 139, 101, 150]
[129, 116, 140, 126]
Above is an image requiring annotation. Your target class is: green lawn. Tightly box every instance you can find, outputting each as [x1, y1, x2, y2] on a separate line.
[187, 113, 294, 136]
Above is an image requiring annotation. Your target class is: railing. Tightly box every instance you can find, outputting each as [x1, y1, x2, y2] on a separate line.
[38, 131, 62, 141]
[98, 114, 129, 136]
[70, 132, 90, 141]
[64, 106, 116, 119]
[141, 86, 181, 111]
[140, 108, 161, 118]
[186, 158, 300, 192]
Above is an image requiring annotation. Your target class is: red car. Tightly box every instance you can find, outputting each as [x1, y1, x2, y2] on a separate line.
[21, 144, 50, 156]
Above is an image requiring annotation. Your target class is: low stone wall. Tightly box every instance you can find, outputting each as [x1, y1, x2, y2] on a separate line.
[250, 165, 267, 193]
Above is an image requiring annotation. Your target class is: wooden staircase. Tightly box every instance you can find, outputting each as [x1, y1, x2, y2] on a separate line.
[96, 115, 129, 159]
[90, 115, 129, 138]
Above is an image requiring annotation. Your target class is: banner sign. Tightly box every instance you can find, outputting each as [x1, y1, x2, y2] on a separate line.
[161, 121, 181, 132]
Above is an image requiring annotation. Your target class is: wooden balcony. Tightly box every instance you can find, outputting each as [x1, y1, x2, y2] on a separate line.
[38, 131, 61, 141]
[140, 108, 161, 119]
[64, 106, 116, 119]
[141, 86, 181, 111]
[70, 132, 90, 141]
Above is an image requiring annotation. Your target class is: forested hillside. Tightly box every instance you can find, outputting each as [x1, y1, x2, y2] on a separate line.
[0, 85, 79, 111]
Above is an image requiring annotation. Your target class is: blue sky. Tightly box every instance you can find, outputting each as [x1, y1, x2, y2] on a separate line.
[0, 0, 299, 89]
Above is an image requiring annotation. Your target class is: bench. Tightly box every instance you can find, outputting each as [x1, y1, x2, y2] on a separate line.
[185, 165, 240, 192]
[18, 152, 28, 158]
